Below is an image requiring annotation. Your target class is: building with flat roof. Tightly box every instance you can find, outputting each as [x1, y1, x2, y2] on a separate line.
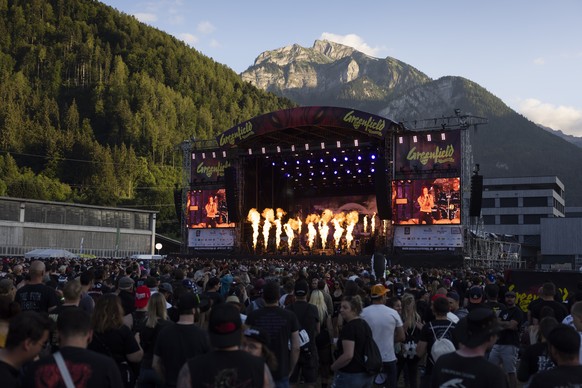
[0, 197, 157, 257]
[480, 176, 565, 261]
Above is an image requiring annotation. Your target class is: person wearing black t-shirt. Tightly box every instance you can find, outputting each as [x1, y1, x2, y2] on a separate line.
[0, 311, 53, 388]
[22, 309, 124, 388]
[528, 282, 568, 325]
[432, 309, 508, 388]
[529, 324, 582, 388]
[15, 261, 58, 313]
[517, 316, 558, 384]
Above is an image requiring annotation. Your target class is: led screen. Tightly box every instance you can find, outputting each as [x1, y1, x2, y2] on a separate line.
[187, 189, 235, 228]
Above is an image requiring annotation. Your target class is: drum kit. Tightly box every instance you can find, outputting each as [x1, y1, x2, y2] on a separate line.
[432, 178, 460, 221]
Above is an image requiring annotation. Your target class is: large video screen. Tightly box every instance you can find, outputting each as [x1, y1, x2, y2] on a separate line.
[187, 189, 235, 228]
[392, 177, 461, 225]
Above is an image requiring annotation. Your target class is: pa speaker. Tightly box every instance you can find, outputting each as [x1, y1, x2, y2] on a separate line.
[173, 189, 182, 223]
[374, 157, 392, 220]
[224, 167, 240, 223]
[469, 174, 483, 217]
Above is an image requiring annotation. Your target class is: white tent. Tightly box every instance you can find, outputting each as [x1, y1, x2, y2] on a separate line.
[24, 249, 77, 259]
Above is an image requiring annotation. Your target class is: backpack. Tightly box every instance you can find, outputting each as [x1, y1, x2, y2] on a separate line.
[360, 320, 383, 375]
[430, 321, 455, 362]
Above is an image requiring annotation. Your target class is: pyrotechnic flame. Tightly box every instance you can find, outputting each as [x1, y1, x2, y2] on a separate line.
[247, 208, 261, 249]
[332, 212, 345, 249]
[262, 208, 274, 250]
[318, 209, 333, 249]
[283, 222, 294, 250]
[296, 216, 302, 235]
[363, 215, 368, 233]
[371, 212, 376, 233]
[275, 208, 286, 249]
[305, 214, 320, 249]
[345, 210, 359, 249]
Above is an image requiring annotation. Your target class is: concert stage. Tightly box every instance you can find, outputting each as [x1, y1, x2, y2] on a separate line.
[184, 106, 472, 268]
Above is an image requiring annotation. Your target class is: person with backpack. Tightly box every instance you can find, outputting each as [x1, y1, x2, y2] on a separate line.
[416, 296, 456, 388]
[361, 284, 404, 388]
[431, 308, 508, 388]
[286, 279, 320, 388]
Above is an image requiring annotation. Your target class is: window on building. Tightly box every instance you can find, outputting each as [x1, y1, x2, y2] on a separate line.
[523, 214, 546, 224]
[482, 215, 496, 225]
[482, 198, 495, 208]
[523, 197, 547, 207]
[500, 197, 518, 207]
[500, 215, 518, 224]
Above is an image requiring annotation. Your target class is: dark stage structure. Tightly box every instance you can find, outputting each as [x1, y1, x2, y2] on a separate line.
[180, 106, 489, 268]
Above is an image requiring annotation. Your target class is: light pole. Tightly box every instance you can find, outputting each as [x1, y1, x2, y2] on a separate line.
[155, 243, 162, 255]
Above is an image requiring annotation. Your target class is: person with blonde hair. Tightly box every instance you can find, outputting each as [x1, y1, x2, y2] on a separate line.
[137, 292, 172, 388]
[88, 294, 143, 387]
[310, 288, 334, 388]
[397, 293, 423, 388]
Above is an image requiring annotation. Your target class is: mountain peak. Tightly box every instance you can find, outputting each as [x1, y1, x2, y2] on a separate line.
[312, 39, 358, 60]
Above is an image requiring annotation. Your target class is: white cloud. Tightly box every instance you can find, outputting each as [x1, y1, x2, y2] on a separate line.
[319, 33, 381, 57]
[134, 13, 157, 23]
[197, 21, 216, 35]
[518, 98, 582, 137]
[177, 33, 198, 47]
[533, 57, 545, 65]
[209, 39, 220, 48]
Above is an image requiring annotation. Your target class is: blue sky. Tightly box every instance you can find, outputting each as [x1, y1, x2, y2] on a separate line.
[102, 0, 582, 137]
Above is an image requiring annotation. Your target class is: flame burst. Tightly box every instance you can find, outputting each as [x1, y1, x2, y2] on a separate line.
[284, 218, 302, 250]
[332, 212, 346, 249]
[275, 208, 286, 249]
[371, 212, 376, 233]
[345, 211, 359, 249]
[305, 214, 320, 249]
[262, 208, 274, 250]
[363, 215, 368, 233]
[247, 209, 261, 249]
[318, 209, 333, 249]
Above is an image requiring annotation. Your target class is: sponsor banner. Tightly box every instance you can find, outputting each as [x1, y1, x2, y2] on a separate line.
[191, 158, 231, 182]
[505, 270, 582, 312]
[393, 225, 463, 248]
[217, 107, 395, 147]
[394, 130, 461, 179]
[392, 177, 461, 225]
[188, 228, 235, 249]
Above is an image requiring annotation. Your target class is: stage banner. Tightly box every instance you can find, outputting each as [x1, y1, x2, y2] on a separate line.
[217, 107, 396, 147]
[191, 157, 231, 182]
[188, 228, 235, 249]
[505, 270, 582, 312]
[393, 225, 463, 249]
[394, 129, 461, 179]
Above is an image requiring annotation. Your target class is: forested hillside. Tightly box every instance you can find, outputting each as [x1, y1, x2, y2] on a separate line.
[0, 0, 294, 237]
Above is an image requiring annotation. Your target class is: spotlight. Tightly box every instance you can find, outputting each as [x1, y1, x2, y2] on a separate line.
[261, 147, 266, 154]
[277, 146, 281, 153]
[371, 154, 376, 160]
[247, 149, 252, 155]
[398, 137, 403, 144]
[272, 162, 275, 166]
[441, 133, 446, 140]
[321, 142, 325, 149]
[212, 152, 216, 158]
[332, 157, 337, 162]
[334, 171, 338, 175]
[222, 151, 227, 157]
[413, 136, 418, 143]
[291, 145, 295, 152]
[354, 139, 359, 146]
[337, 141, 341, 148]
[427, 134, 432, 142]
[307, 160, 311, 164]
[284, 161, 287, 165]
[371, 168, 375, 173]
[357, 155, 362, 161]
[320, 158, 324, 163]
[305, 143, 309, 150]
[202, 152, 206, 159]
[296, 160, 300, 164]
[344, 156, 349, 161]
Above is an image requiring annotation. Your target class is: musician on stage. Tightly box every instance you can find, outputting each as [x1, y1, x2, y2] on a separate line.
[417, 186, 435, 224]
[205, 195, 218, 227]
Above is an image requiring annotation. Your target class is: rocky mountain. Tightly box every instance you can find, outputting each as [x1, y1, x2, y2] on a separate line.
[241, 40, 582, 206]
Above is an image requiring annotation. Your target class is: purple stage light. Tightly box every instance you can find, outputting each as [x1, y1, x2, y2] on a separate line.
[371, 155, 376, 160]
[357, 155, 362, 161]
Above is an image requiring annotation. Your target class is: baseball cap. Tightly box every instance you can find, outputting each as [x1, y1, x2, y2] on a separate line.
[243, 326, 271, 347]
[135, 285, 151, 309]
[454, 308, 502, 348]
[294, 280, 309, 297]
[208, 303, 242, 348]
[468, 286, 483, 303]
[370, 284, 388, 299]
[431, 293, 448, 302]
[118, 276, 134, 289]
[547, 324, 581, 355]
[159, 282, 173, 294]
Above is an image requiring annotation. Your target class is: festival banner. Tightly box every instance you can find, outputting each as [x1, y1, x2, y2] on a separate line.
[393, 225, 463, 248]
[188, 228, 235, 249]
[394, 130, 461, 179]
[190, 157, 230, 182]
[505, 270, 582, 312]
[216, 107, 396, 147]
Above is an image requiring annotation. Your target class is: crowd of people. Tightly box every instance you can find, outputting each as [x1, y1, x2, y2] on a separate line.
[0, 255, 582, 388]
